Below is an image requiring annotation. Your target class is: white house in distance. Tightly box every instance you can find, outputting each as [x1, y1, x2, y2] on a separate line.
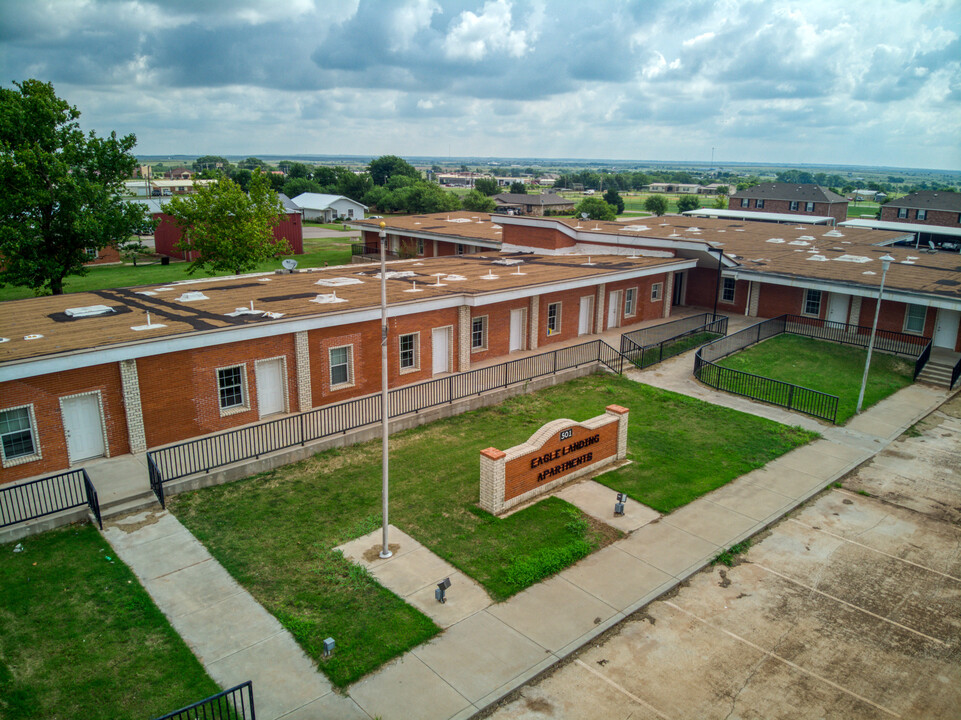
[292, 193, 367, 222]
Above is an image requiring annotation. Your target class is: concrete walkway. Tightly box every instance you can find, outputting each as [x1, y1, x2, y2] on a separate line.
[97, 340, 952, 719]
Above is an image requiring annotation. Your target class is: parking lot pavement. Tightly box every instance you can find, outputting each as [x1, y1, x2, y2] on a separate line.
[484, 394, 961, 720]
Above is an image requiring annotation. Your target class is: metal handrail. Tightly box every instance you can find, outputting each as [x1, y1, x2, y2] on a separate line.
[0, 468, 102, 530]
[620, 314, 728, 369]
[151, 680, 255, 720]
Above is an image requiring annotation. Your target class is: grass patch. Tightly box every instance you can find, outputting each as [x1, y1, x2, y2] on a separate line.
[0, 239, 352, 302]
[712, 539, 752, 567]
[0, 525, 220, 720]
[633, 332, 720, 368]
[715, 334, 914, 423]
[169, 375, 812, 684]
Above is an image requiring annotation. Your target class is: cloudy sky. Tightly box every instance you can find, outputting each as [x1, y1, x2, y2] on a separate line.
[1, 0, 959, 169]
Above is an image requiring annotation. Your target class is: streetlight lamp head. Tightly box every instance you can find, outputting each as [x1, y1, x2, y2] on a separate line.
[379, 221, 386, 230]
[880, 254, 895, 270]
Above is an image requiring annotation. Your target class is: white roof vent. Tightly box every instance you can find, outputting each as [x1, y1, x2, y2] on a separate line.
[834, 255, 871, 263]
[766, 238, 785, 244]
[823, 230, 844, 237]
[373, 271, 415, 279]
[789, 240, 810, 246]
[444, 274, 467, 281]
[177, 292, 209, 302]
[310, 293, 348, 305]
[623, 225, 650, 231]
[492, 258, 523, 266]
[447, 218, 473, 223]
[65, 305, 115, 318]
[315, 277, 363, 287]
[808, 254, 829, 262]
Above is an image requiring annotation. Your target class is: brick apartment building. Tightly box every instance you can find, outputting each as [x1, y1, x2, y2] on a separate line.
[2, 212, 959, 486]
[729, 184, 849, 223]
[880, 191, 961, 228]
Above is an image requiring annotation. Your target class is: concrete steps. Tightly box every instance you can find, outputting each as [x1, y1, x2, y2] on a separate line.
[918, 361, 957, 389]
[98, 488, 160, 521]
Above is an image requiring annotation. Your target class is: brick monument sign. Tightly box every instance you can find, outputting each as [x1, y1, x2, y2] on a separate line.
[479, 405, 629, 515]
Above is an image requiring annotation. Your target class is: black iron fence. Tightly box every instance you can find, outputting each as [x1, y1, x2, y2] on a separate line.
[620, 313, 728, 368]
[694, 314, 932, 423]
[0, 468, 101, 530]
[151, 680, 254, 720]
[147, 339, 629, 490]
[952, 357, 961, 390]
[350, 243, 401, 261]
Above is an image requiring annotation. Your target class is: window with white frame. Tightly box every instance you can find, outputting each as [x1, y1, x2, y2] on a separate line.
[740, 198, 749, 208]
[755, 199, 765, 209]
[721, 278, 736, 303]
[399, 333, 419, 371]
[0, 406, 39, 464]
[805, 202, 815, 212]
[547, 302, 561, 335]
[904, 304, 926, 334]
[471, 316, 487, 351]
[897, 207, 908, 219]
[217, 365, 247, 412]
[650, 283, 663, 302]
[624, 287, 638, 316]
[329, 345, 353, 387]
[790, 201, 799, 211]
[916, 209, 927, 220]
[417, 238, 425, 255]
[803, 289, 822, 317]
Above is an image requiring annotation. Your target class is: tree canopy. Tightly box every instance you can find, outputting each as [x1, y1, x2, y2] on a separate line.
[167, 170, 290, 276]
[574, 197, 617, 221]
[644, 195, 668, 216]
[0, 79, 147, 295]
[603, 188, 625, 214]
[676, 195, 701, 213]
[192, 155, 232, 175]
[363, 180, 460, 215]
[368, 155, 420, 186]
[509, 181, 526, 194]
[461, 189, 497, 212]
[474, 177, 500, 196]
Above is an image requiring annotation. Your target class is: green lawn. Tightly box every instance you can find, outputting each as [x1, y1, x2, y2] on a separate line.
[632, 331, 721, 368]
[0, 525, 220, 720]
[168, 374, 813, 684]
[715, 334, 915, 423]
[0, 238, 353, 302]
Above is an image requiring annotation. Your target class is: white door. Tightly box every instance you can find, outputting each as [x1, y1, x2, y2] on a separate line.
[578, 296, 594, 336]
[61, 394, 105, 463]
[826, 293, 849, 325]
[432, 327, 450, 374]
[509, 309, 526, 351]
[256, 359, 286, 417]
[607, 290, 622, 330]
[933, 309, 960, 349]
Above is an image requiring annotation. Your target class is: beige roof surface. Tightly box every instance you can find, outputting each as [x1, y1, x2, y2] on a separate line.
[351, 211, 503, 243]
[0, 253, 680, 366]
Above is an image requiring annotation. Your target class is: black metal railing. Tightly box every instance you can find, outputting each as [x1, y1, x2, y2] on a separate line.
[350, 243, 401, 261]
[148, 454, 165, 510]
[148, 339, 630, 484]
[0, 468, 102, 530]
[693, 314, 932, 423]
[151, 680, 254, 720]
[620, 313, 728, 368]
[951, 356, 961, 390]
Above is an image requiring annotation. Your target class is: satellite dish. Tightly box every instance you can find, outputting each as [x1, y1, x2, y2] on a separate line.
[282, 259, 298, 270]
[581, 213, 589, 219]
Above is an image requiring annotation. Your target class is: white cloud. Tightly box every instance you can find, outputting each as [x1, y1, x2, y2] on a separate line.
[443, 0, 529, 61]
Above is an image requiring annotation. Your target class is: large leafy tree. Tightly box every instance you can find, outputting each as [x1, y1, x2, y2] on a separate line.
[462, 189, 496, 212]
[0, 79, 147, 295]
[474, 177, 500, 196]
[676, 195, 701, 213]
[167, 170, 291, 276]
[574, 197, 617, 221]
[509, 181, 526, 194]
[368, 155, 420, 186]
[603, 188, 625, 214]
[644, 195, 668, 216]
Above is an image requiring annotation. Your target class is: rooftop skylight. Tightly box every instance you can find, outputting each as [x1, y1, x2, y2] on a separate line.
[65, 305, 114, 318]
[315, 277, 363, 287]
[177, 292, 208, 302]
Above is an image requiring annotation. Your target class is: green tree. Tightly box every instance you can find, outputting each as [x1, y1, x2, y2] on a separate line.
[192, 155, 231, 175]
[644, 195, 668, 216]
[603, 188, 625, 214]
[239, 157, 268, 170]
[286, 162, 311, 179]
[167, 170, 290, 276]
[712, 194, 728, 209]
[0, 79, 148, 295]
[368, 155, 420, 186]
[284, 178, 323, 198]
[574, 197, 617, 221]
[462, 189, 497, 212]
[676, 195, 701, 213]
[715, 185, 730, 195]
[474, 177, 500, 196]
[509, 181, 526, 194]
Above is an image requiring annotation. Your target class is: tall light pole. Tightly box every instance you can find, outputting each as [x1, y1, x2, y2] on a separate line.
[378, 221, 392, 559]
[856, 254, 895, 414]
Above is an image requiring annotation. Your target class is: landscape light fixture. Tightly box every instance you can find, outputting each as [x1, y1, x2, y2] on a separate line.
[856, 254, 896, 414]
[615, 492, 627, 516]
[323, 637, 335, 657]
[378, 222, 392, 559]
[435, 577, 451, 604]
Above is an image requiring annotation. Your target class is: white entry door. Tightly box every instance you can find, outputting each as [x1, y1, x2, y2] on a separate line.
[578, 296, 594, 336]
[256, 359, 286, 417]
[432, 327, 450, 374]
[509, 309, 526, 351]
[607, 290, 622, 330]
[826, 293, 849, 325]
[933, 309, 960, 349]
[61, 394, 105, 463]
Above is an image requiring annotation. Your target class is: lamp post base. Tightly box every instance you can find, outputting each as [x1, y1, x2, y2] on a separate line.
[379, 549, 393, 559]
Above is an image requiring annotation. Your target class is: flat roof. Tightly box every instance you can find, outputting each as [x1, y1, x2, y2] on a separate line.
[350, 211, 504, 245]
[0, 252, 687, 371]
[839, 219, 961, 240]
[684, 208, 836, 224]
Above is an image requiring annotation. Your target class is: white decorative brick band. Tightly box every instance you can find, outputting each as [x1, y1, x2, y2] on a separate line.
[458, 305, 470, 372]
[748, 281, 760, 317]
[529, 296, 539, 350]
[848, 295, 862, 327]
[120, 359, 147, 453]
[295, 331, 311, 412]
[595, 283, 606, 331]
[663, 273, 675, 318]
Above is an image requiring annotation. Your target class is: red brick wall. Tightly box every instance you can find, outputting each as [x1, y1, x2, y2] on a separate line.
[539, 288, 594, 345]
[470, 299, 530, 362]
[756, 284, 816, 318]
[0, 364, 129, 484]
[154, 212, 303, 260]
[502, 223, 575, 250]
[730, 198, 847, 223]
[603, 274, 669, 327]
[856, 299, 938, 345]
[137, 335, 297, 448]
[84, 245, 122, 265]
[682, 267, 748, 313]
[879, 207, 960, 228]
